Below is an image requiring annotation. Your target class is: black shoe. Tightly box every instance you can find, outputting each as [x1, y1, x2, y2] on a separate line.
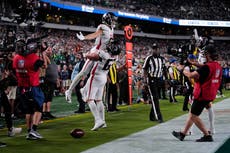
[42, 112, 49, 120]
[0, 142, 6, 147]
[74, 110, 85, 114]
[114, 108, 120, 111]
[196, 135, 213, 142]
[150, 118, 157, 121]
[46, 112, 56, 119]
[172, 131, 185, 141]
[158, 119, 164, 123]
[183, 108, 189, 111]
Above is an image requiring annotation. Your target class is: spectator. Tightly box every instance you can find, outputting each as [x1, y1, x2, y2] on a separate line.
[71, 49, 86, 114]
[42, 44, 59, 120]
[60, 64, 69, 94]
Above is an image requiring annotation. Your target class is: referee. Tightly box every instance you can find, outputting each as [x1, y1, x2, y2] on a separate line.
[142, 43, 165, 123]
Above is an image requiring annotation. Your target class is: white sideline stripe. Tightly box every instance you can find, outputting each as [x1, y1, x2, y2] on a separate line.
[82, 98, 230, 153]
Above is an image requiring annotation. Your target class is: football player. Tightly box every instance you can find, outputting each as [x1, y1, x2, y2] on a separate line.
[65, 12, 118, 103]
[81, 41, 121, 131]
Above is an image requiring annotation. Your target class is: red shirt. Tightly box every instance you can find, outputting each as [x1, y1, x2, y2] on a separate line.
[13, 54, 30, 87]
[25, 53, 40, 86]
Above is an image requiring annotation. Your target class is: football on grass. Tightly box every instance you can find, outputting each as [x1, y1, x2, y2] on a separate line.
[70, 128, 85, 138]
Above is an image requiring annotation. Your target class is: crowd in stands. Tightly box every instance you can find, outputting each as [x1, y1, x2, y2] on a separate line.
[1, 27, 230, 108]
[62, 0, 230, 20]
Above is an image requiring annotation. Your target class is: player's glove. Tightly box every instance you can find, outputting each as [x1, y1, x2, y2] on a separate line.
[76, 32, 85, 40]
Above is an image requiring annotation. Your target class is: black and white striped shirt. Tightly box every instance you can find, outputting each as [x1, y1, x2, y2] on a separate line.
[142, 55, 165, 78]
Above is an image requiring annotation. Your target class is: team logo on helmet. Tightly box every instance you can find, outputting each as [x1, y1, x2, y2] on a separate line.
[106, 39, 121, 55]
[102, 12, 118, 28]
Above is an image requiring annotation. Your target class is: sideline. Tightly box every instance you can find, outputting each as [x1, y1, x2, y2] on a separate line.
[82, 98, 230, 153]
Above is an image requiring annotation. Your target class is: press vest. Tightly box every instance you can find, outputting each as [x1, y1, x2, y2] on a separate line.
[193, 61, 222, 101]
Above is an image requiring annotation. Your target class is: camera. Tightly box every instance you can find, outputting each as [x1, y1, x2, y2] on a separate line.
[167, 43, 192, 65]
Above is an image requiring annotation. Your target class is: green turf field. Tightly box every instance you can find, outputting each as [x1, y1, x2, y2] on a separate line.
[0, 90, 229, 153]
[215, 138, 230, 153]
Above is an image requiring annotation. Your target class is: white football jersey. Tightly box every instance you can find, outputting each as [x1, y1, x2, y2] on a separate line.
[83, 50, 116, 101]
[95, 50, 116, 74]
[94, 24, 114, 51]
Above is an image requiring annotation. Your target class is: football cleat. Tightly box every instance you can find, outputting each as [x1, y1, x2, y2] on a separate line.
[91, 120, 105, 131]
[102, 123, 107, 128]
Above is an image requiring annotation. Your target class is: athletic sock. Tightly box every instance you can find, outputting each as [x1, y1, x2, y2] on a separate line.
[96, 101, 105, 122]
[208, 107, 215, 133]
[32, 125, 37, 131]
[88, 101, 100, 122]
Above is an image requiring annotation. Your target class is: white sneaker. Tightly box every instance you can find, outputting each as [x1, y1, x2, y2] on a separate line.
[29, 130, 43, 139]
[91, 120, 105, 131]
[8, 127, 22, 137]
[65, 90, 72, 103]
[221, 94, 225, 98]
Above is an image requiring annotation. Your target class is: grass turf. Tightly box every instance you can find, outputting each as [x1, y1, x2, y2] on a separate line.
[0, 90, 229, 153]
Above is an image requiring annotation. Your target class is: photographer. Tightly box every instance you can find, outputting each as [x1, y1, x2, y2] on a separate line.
[13, 39, 45, 140]
[172, 45, 222, 142]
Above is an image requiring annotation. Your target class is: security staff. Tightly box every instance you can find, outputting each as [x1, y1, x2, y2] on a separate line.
[72, 50, 86, 113]
[143, 43, 165, 123]
[168, 59, 180, 103]
[181, 54, 196, 111]
[107, 63, 119, 112]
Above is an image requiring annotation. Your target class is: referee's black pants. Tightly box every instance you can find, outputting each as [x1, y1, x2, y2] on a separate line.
[148, 78, 163, 122]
